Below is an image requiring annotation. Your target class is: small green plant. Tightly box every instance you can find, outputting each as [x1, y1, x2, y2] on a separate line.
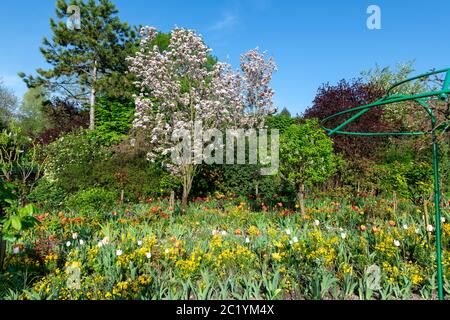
[1, 203, 39, 243]
[65, 187, 117, 212]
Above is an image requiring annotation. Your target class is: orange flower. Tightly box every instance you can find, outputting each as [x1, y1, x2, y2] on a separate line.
[372, 226, 380, 233]
[360, 225, 367, 232]
[234, 229, 242, 236]
[389, 220, 396, 227]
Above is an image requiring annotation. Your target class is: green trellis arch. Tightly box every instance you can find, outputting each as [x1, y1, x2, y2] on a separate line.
[322, 68, 450, 300]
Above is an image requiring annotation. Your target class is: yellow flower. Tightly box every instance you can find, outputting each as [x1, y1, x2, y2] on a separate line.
[272, 252, 282, 262]
[248, 225, 261, 236]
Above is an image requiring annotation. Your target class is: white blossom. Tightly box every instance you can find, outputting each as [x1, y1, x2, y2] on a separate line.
[127, 27, 276, 195]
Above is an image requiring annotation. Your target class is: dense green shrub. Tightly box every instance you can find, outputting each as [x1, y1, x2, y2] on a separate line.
[280, 120, 337, 213]
[379, 161, 433, 204]
[266, 114, 296, 135]
[94, 155, 181, 201]
[65, 187, 117, 212]
[44, 130, 109, 194]
[26, 177, 66, 209]
[94, 97, 135, 145]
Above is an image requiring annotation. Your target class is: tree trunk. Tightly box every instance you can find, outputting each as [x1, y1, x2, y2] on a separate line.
[169, 191, 175, 209]
[255, 181, 259, 198]
[180, 165, 196, 212]
[297, 183, 306, 216]
[120, 189, 124, 205]
[0, 224, 6, 271]
[89, 61, 98, 130]
[181, 189, 188, 212]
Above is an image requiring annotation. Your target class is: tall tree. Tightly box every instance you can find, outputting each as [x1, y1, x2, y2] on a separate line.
[18, 86, 52, 137]
[304, 79, 387, 160]
[0, 80, 17, 129]
[20, 0, 137, 130]
[129, 27, 276, 210]
[279, 120, 337, 215]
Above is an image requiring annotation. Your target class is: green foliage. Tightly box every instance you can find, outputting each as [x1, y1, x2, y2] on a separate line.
[94, 97, 135, 145]
[380, 161, 433, 204]
[65, 187, 116, 212]
[93, 155, 180, 200]
[44, 130, 108, 193]
[20, 0, 138, 128]
[1, 203, 38, 243]
[280, 120, 337, 190]
[361, 61, 417, 90]
[0, 126, 45, 201]
[266, 114, 296, 135]
[0, 80, 17, 130]
[0, 179, 16, 216]
[279, 107, 292, 118]
[17, 86, 52, 137]
[35, 129, 181, 207]
[26, 178, 66, 210]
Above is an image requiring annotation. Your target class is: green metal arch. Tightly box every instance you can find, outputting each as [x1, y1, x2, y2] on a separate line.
[321, 68, 450, 300]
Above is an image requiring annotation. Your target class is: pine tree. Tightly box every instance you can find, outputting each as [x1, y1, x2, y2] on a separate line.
[20, 0, 137, 130]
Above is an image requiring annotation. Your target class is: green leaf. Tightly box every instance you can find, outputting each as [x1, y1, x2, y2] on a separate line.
[11, 216, 22, 231]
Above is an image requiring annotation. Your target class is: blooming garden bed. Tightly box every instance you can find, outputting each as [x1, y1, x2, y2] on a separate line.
[1, 195, 449, 300]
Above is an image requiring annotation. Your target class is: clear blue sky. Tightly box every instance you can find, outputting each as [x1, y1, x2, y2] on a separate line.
[0, 0, 449, 115]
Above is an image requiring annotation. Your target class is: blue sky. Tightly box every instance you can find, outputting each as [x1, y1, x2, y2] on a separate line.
[0, 0, 449, 115]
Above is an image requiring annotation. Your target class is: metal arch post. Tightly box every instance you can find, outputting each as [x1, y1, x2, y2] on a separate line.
[321, 68, 450, 300]
[417, 99, 444, 300]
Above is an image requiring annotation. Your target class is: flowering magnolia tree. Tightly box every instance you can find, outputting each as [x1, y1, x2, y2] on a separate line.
[128, 27, 277, 209]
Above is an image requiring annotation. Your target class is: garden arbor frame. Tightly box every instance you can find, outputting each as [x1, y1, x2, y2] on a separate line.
[322, 68, 450, 300]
